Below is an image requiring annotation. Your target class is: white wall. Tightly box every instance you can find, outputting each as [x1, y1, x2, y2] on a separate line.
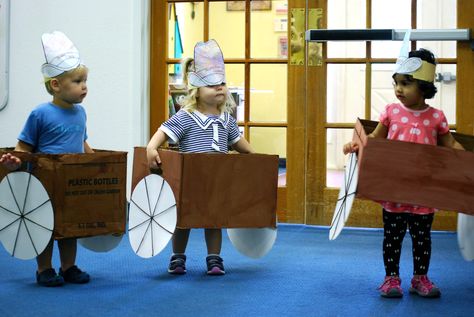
[0, 0, 150, 197]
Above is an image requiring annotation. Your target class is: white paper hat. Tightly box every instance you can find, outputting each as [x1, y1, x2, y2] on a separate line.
[393, 30, 435, 82]
[188, 39, 226, 87]
[41, 31, 82, 78]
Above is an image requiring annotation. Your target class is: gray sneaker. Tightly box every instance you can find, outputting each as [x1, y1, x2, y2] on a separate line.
[168, 254, 187, 274]
[206, 255, 225, 275]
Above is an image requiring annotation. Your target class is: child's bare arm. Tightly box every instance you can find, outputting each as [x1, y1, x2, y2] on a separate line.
[146, 129, 168, 168]
[0, 141, 33, 170]
[438, 132, 465, 150]
[15, 140, 34, 152]
[84, 141, 94, 153]
[232, 138, 254, 154]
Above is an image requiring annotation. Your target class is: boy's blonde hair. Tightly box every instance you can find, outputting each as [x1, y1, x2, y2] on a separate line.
[44, 65, 88, 95]
[180, 58, 236, 114]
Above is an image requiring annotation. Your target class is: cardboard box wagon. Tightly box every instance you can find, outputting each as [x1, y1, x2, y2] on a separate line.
[353, 119, 474, 215]
[0, 149, 127, 239]
[132, 147, 278, 229]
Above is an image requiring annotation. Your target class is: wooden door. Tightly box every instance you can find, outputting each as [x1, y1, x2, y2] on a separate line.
[303, 0, 474, 231]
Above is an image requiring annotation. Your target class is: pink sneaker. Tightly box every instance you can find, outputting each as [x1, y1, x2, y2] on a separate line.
[379, 276, 403, 298]
[409, 275, 441, 298]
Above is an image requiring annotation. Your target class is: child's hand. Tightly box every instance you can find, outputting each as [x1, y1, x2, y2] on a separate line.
[0, 153, 22, 171]
[146, 148, 162, 169]
[343, 142, 359, 155]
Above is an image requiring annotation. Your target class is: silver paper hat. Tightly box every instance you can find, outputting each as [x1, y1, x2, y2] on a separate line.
[41, 31, 82, 78]
[188, 39, 226, 87]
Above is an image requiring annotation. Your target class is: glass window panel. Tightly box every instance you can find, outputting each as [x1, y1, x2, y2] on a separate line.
[209, 2, 245, 58]
[371, 0, 411, 58]
[327, 64, 366, 123]
[250, 64, 287, 122]
[327, 0, 366, 58]
[326, 128, 354, 188]
[251, 1, 288, 58]
[168, 64, 186, 117]
[168, 3, 204, 60]
[226, 64, 245, 122]
[371, 63, 396, 121]
[250, 127, 287, 186]
[168, 63, 185, 85]
[416, 42, 456, 60]
[416, 0, 456, 58]
[433, 64, 456, 124]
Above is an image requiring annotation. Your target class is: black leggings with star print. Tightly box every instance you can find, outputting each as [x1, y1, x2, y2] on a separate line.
[382, 209, 434, 276]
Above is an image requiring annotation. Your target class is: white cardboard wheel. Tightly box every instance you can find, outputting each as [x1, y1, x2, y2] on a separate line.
[128, 174, 177, 258]
[227, 227, 277, 259]
[79, 202, 128, 253]
[457, 213, 474, 261]
[0, 172, 54, 260]
[79, 233, 124, 253]
[329, 152, 358, 240]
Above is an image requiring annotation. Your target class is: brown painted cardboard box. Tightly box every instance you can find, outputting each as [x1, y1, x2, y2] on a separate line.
[132, 147, 278, 228]
[0, 149, 127, 238]
[353, 119, 474, 215]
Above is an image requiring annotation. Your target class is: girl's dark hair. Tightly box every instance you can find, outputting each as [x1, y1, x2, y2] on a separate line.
[408, 48, 437, 99]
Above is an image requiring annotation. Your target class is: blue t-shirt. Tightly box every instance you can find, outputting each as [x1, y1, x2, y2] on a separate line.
[160, 109, 241, 153]
[18, 102, 88, 154]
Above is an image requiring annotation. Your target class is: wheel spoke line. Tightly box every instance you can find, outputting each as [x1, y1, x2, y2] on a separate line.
[0, 204, 21, 216]
[0, 218, 21, 233]
[136, 220, 152, 256]
[6, 175, 22, 216]
[144, 178, 152, 217]
[24, 217, 53, 232]
[154, 203, 176, 218]
[130, 199, 153, 217]
[21, 173, 33, 215]
[23, 220, 40, 256]
[151, 217, 174, 235]
[128, 217, 153, 232]
[152, 180, 165, 217]
[12, 218, 24, 258]
[23, 199, 51, 217]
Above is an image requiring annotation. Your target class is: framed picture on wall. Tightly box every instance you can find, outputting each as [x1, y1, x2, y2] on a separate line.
[227, 1, 272, 11]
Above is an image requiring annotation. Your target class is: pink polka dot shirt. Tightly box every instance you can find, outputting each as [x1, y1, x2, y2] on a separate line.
[379, 103, 450, 214]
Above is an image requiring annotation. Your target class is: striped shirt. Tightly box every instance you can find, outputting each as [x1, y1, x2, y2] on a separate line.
[160, 109, 241, 153]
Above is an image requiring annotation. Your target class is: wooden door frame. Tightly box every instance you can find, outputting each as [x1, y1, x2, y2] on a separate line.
[149, 0, 168, 137]
[286, 0, 328, 225]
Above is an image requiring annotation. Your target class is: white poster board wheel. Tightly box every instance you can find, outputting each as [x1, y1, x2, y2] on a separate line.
[128, 174, 177, 258]
[0, 172, 54, 260]
[329, 152, 358, 240]
[79, 233, 124, 253]
[227, 227, 277, 259]
[457, 213, 474, 261]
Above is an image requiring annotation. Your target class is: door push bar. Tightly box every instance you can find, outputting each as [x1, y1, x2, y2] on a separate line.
[305, 29, 473, 50]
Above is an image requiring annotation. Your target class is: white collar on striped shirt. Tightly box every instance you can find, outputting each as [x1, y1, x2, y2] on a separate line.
[185, 110, 230, 130]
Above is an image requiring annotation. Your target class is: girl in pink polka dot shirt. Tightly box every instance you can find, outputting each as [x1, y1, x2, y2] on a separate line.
[344, 48, 464, 299]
